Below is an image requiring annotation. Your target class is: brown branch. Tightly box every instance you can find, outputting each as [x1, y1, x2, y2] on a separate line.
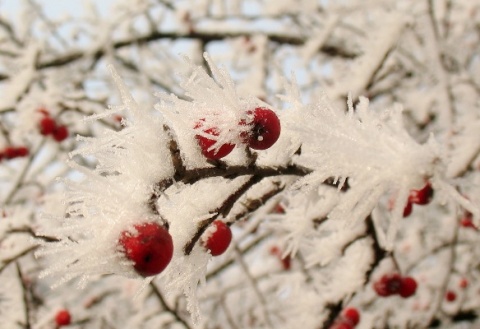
[0, 29, 358, 82]
[150, 283, 192, 329]
[0, 246, 38, 275]
[6, 227, 60, 243]
[16, 262, 31, 329]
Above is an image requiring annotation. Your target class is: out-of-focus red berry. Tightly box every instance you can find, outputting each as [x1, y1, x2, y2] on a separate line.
[445, 290, 456, 302]
[55, 309, 71, 326]
[39, 116, 57, 135]
[399, 276, 417, 298]
[240, 107, 281, 150]
[459, 278, 468, 289]
[342, 307, 360, 326]
[119, 223, 174, 277]
[409, 182, 434, 205]
[374, 273, 402, 297]
[53, 125, 69, 142]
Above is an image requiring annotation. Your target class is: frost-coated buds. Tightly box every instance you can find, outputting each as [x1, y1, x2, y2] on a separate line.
[194, 121, 235, 160]
[202, 220, 232, 256]
[55, 309, 71, 327]
[119, 222, 174, 277]
[373, 273, 417, 298]
[241, 107, 281, 150]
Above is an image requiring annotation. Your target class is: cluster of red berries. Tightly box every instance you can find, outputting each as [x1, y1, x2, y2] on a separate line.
[391, 182, 434, 217]
[55, 309, 71, 327]
[329, 307, 360, 329]
[38, 111, 69, 142]
[0, 146, 29, 161]
[118, 220, 232, 278]
[373, 273, 417, 298]
[195, 107, 281, 160]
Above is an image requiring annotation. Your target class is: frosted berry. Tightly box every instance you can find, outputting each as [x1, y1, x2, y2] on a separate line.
[399, 276, 417, 298]
[445, 290, 456, 302]
[202, 220, 232, 256]
[374, 273, 402, 297]
[195, 120, 235, 159]
[196, 128, 235, 159]
[409, 182, 434, 205]
[119, 223, 174, 277]
[242, 107, 281, 150]
[342, 307, 360, 326]
[39, 116, 57, 135]
[55, 309, 71, 327]
[53, 125, 69, 142]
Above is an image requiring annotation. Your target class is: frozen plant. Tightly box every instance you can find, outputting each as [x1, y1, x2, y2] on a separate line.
[1, 1, 480, 329]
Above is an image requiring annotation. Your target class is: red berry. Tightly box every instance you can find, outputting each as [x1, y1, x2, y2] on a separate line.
[119, 223, 174, 277]
[399, 276, 417, 298]
[409, 182, 434, 205]
[55, 309, 71, 327]
[460, 213, 476, 229]
[241, 107, 281, 150]
[403, 201, 413, 217]
[53, 125, 69, 142]
[342, 307, 360, 326]
[39, 116, 57, 135]
[195, 122, 235, 160]
[445, 290, 456, 302]
[15, 146, 29, 157]
[459, 278, 469, 289]
[374, 273, 402, 297]
[4, 147, 18, 159]
[269, 246, 291, 270]
[202, 220, 232, 256]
